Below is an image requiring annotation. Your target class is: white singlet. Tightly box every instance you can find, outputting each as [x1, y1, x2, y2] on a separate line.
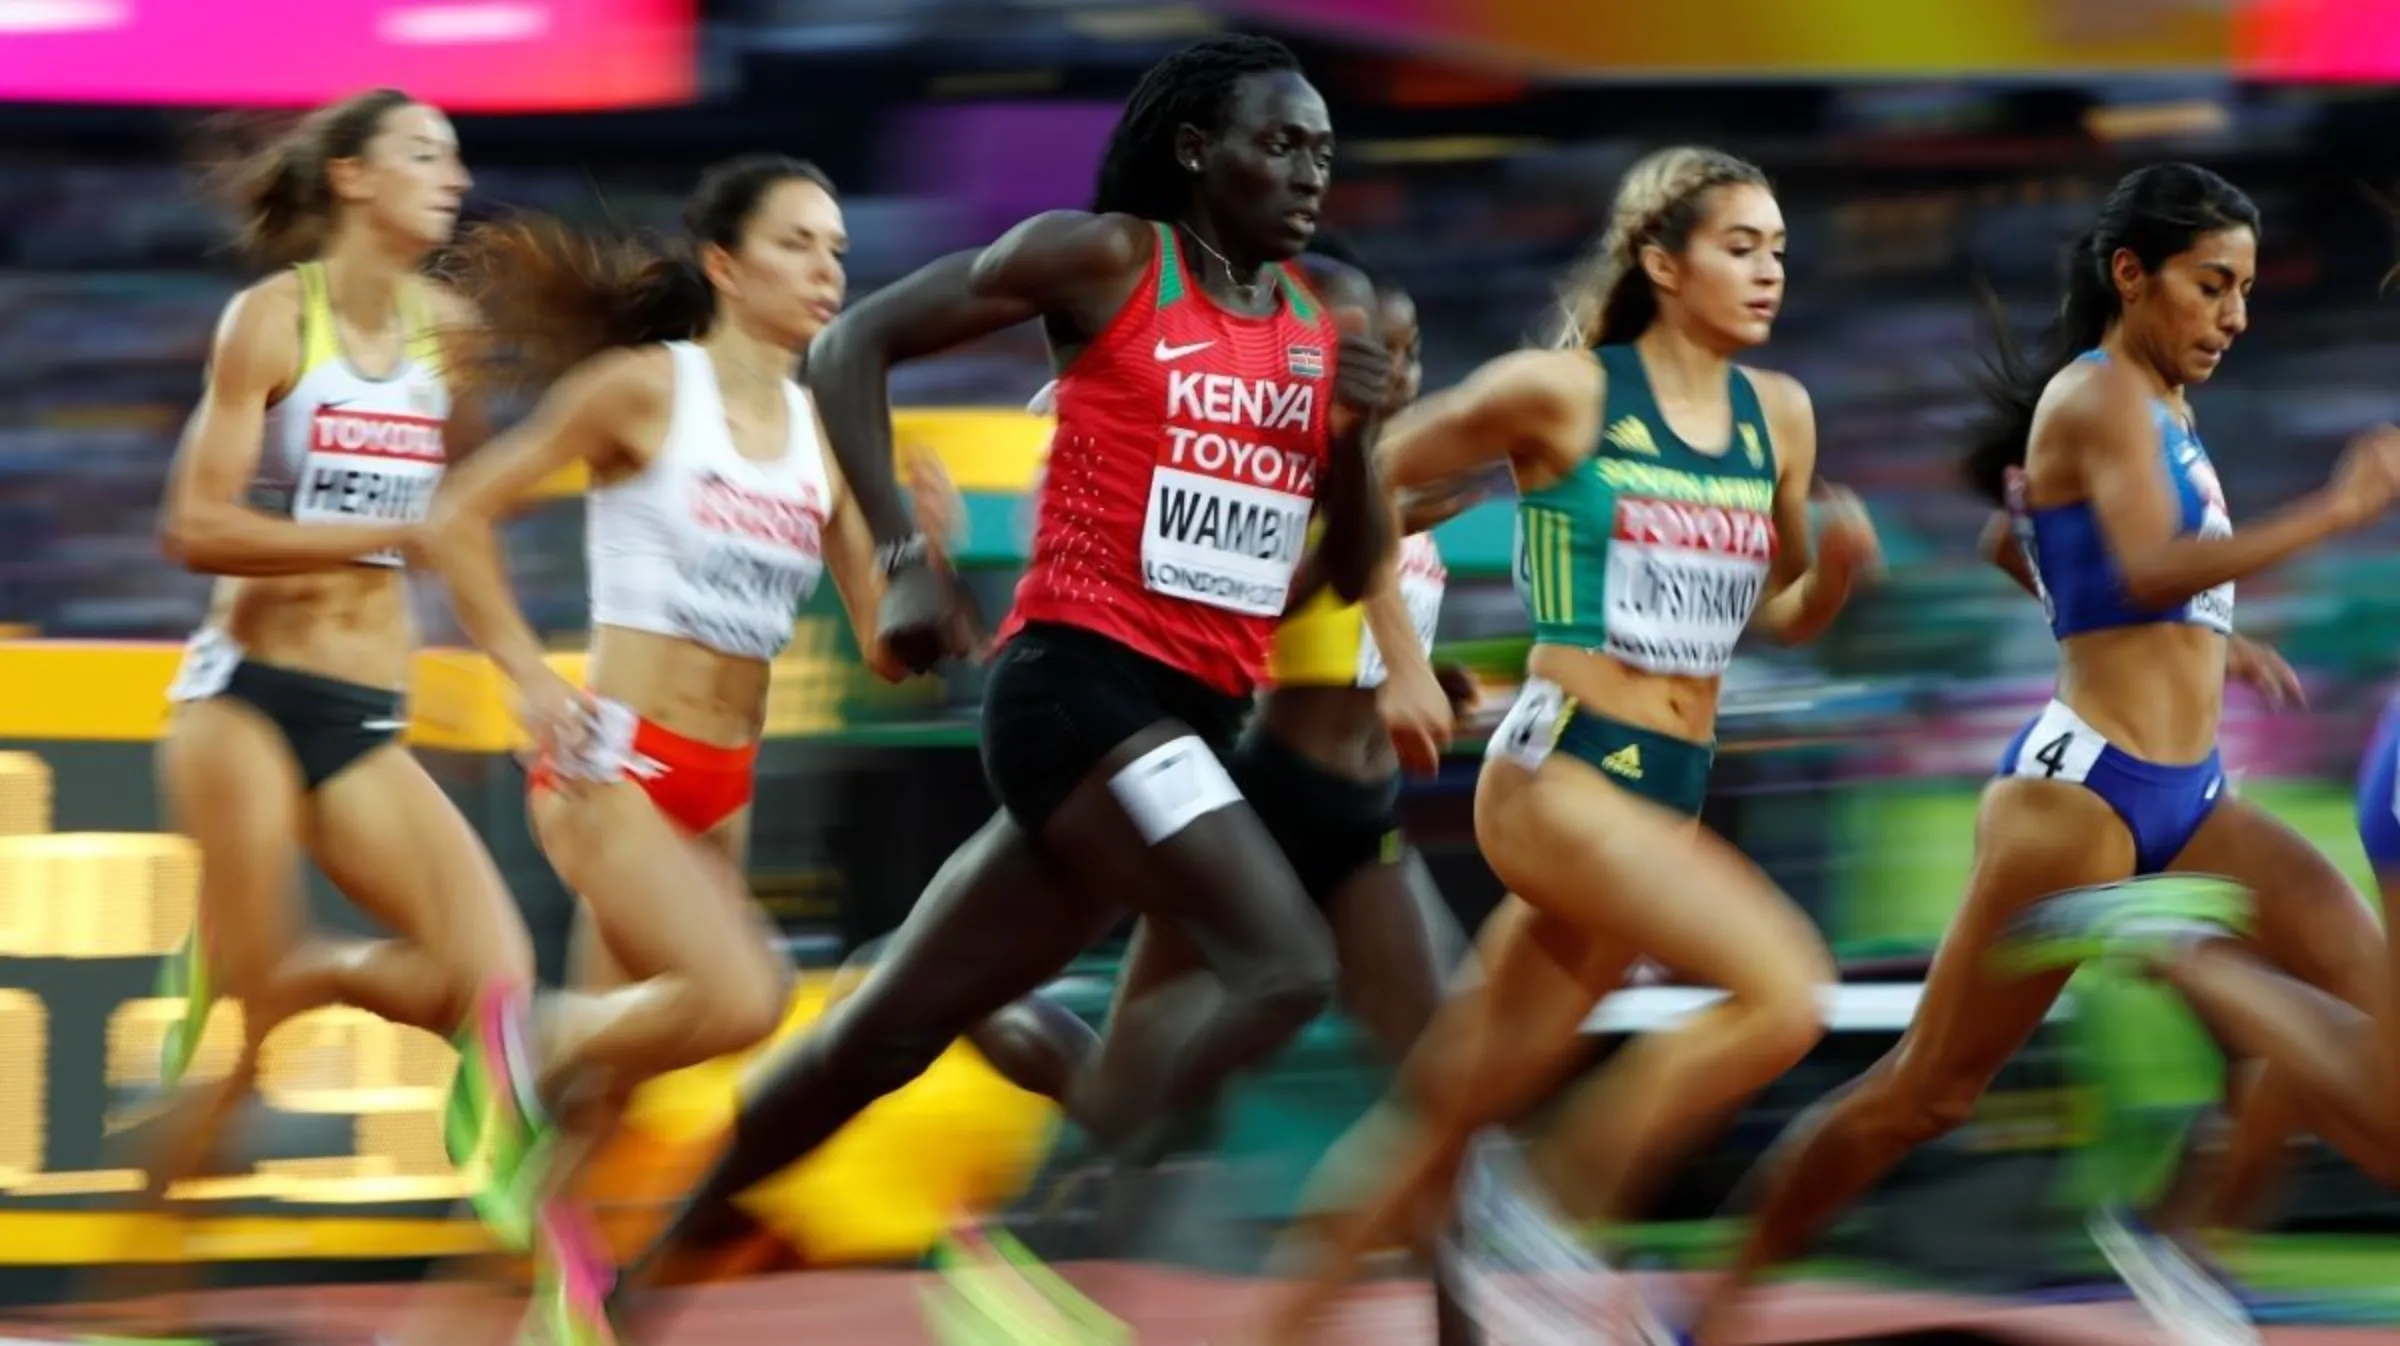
[244, 260, 451, 569]
[586, 341, 833, 663]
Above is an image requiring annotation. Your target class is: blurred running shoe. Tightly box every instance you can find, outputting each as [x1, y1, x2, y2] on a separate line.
[2088, 1204, 2261, 1346]
[527, 1197, 620, 1346]
[922, 1223, 1126, 1346]
[156, 925, 214, 1090]
[445, 983, 556, 1250]
[1989, 875, 2251, 978]
[1444, 1133, 1616, 1345]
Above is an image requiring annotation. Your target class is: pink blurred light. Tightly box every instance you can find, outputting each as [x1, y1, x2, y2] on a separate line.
[2239, 0, 2400, 81]
[0, 0, 694, 110]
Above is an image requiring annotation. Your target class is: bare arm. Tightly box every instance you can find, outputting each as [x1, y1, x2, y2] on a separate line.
[1748, 375, 1858, 645]
[1978, 511, 2040, 598]
[1379, 348, 1584, 494]
[1396, 472, 1491, 535]
[1302, 258, 1392, 605]
[806, 215, 1143, 548]
[2072, 377, 2359, 609]
[816, 417, 914, 684]
[158, 283, 417, 575]
[1360, 555, 1437, 690]
[421, 348, 655, 684]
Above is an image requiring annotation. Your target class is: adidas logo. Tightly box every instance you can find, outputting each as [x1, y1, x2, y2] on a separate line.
[1605, 416, 1658, 456]
[1600, 743, 1643, 780]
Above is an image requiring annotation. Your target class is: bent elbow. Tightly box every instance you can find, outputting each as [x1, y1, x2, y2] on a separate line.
[2118, 569, 2182, 611]
[157, 508, 210, 572]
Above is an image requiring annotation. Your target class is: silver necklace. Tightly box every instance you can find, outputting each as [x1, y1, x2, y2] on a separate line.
[1181, 226, 1265, 304]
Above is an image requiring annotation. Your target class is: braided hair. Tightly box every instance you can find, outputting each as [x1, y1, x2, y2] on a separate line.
[1549, 146, 1769, 350]
[1091, 34, 1303, 223]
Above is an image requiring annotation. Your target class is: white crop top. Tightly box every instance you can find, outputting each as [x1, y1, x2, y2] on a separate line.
[245, 261, 451, 568]
[586, 341, 834, 662]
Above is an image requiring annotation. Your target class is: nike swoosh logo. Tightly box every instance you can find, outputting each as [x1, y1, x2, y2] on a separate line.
[1153, 339, 1214, 362]
[361, 718, 405, 732]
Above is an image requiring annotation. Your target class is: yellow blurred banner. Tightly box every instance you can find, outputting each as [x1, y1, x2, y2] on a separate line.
[1434, 0, 2226, 75]
[0, 627, 874, 747]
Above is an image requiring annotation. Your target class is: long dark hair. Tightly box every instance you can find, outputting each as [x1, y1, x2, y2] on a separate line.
[1962, 163, 2258, 505]
[201, 88, 417, 270]
[444, 154, 834, 390]
[1090, 34, 1302, 223]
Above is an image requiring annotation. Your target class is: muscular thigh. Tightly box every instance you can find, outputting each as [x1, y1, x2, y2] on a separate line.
[156, 699, 309, 983]
[307, 745, 533, 984]
[1886, 779, 2131, 1099]
[530, 782, 770, 987]
[1044, 721, 1327, 975]
[2173, 795, 2381, 1010]
[1477, 762, 1829, 1003]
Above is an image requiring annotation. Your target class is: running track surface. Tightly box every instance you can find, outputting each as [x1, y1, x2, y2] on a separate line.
[8, 1267, 2388, 1344]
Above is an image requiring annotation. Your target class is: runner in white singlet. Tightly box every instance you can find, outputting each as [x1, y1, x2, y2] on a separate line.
[142, 91, 540, 1269]
[421, 153, 958, 1342]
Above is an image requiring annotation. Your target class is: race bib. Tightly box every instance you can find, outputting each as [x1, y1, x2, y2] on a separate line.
[1487, 677, 1571, 773]
[672, 473, 828, 661]
[165, 628, 243, 704]
[293, 406, 447, 566]
[1602, 497, 1773, 677]
[1140, 443, 1313, 618]
[2186, 506, 2235, 634]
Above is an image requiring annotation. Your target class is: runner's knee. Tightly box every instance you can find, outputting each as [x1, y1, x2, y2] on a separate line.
[680, 942, 791, 1062]
[1856, 1054, 1986, 1147]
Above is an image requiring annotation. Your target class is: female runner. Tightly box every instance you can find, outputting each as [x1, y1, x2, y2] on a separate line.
[825, 254, 1482, 1337]
[1692, 161, 2400, 1346]
[1261, 144, 1881, 1344]
[419, 152, 957, 1337]
[149, 87, 535, 1226]
[624, 34, 1398, 1285]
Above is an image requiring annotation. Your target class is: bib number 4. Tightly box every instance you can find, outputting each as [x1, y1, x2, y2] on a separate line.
[2031, 731, 2073, 779]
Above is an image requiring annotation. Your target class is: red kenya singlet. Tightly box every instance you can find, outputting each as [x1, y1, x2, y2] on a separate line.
[1002, 222, 1340, 695]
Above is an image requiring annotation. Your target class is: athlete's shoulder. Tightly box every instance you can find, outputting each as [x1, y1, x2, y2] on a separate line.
[1737, 364, 1809, 417]
[205, 272, 304, 382]
[1480, 346, 1600, 411]
[1738, 364, 1814, 442]
[549, 342, 675, 427]
[990, 210, 1155, 270]
[593, 343, 678, 399]
[1289, 253, 1374, 314]
[416, 275, 481, 331]
[216, 270, 303, 341]
[2036, 353, 2154, 451]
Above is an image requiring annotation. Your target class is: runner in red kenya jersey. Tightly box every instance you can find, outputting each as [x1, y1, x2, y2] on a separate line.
[624, 35, 1400, 1290]
[1008, 228, 1336, 691]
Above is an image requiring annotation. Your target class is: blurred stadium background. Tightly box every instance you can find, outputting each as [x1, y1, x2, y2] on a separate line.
[7, 0, 2400, 1339]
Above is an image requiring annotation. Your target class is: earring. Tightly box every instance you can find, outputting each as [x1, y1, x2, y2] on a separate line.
[1184, 159, 1200, 173]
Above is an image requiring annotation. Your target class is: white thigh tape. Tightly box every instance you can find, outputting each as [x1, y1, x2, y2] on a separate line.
[1107, 734, 1243, 846]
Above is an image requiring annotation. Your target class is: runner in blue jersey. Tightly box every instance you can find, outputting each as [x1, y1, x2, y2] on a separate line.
[1693, 162, 2400, 1346]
